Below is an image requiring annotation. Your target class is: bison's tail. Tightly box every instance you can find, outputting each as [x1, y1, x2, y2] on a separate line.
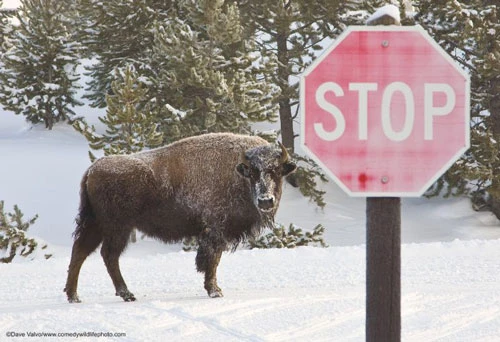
[73, 170, 101, 248]
[65, 169, 102, 300]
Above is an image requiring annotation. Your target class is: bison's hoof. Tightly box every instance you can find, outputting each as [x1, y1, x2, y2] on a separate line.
[208, 290, 224, 298]
[67, 294, 81, 303]
[117, 290, 136, 302]
[124, 295, 136, 302]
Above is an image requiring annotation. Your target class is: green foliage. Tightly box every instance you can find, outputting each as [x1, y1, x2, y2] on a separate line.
[0, 1, 14, 52]
[414, 1, 500, 213]
[77, 0, 172, 108]
[292, 154, 328, 209]
[0, 201, 49, 263]
[143, 0, 278, 143]
[74, 65, 163, 161]
[0, 0, 82, 129]
[248, 223, 328, 249]
[77, 0, 278, 144]
[239, 0, 354, 96]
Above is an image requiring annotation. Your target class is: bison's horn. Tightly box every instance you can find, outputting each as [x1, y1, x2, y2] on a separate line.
[278, 141, 289, 163]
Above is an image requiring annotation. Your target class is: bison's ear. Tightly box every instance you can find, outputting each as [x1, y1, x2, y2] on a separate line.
[236, 163, 251, 178]
[278, 141, 296, 176]
[282, 161, 297, 176]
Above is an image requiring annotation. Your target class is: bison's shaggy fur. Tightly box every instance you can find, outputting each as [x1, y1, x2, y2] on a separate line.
[64, 133, 296, 302]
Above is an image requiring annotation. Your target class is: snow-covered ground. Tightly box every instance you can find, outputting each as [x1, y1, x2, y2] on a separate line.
[2, 102, 500, 341]
[1, 240, 500, 341]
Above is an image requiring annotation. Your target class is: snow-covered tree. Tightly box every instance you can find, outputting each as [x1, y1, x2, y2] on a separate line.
[466, 3, 500, 216]
[74, 65, 163, 162]
[0, 201, 44, 263]
[248, 223, 328, 249]
[0, 1, 14, 52]
[141, 0, 278, 143]
[0, 0, 82, 129]
[77, 0, 172, 108]
[414, 1, 500, 217]
[239, 0, 356, 152]
[77, 0, 276, 143]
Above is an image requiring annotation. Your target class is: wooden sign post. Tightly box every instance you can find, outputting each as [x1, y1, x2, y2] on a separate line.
[365, 9, 402, 342]
[366, 197, 401, 341]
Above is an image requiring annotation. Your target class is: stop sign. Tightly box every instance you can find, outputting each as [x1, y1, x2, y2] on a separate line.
[300, 26, 470, 197]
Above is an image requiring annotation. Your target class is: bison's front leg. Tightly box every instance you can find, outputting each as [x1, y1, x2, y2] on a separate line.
[196, 228, 226, 298]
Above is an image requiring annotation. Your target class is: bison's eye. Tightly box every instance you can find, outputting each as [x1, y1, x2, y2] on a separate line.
[250, 167, 261, 180]
[236, 163, 262, 179]
[236, 163, 251, 178]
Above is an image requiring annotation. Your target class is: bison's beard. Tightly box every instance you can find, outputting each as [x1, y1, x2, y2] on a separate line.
[259, 208, 275, 229]
[229, 208, 276, 252]
[251, 208, 276, 240]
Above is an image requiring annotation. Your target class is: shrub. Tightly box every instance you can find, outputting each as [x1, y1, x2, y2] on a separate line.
[248, 223, 329, 249]
[0, 201, 50, 263]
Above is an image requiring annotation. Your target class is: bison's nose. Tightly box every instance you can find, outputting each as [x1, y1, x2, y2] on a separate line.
[257, 196, 275, 211]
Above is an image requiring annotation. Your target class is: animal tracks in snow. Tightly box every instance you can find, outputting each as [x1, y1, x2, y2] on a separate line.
[141, 289, 363, 342]
[1, 241, 500, 341]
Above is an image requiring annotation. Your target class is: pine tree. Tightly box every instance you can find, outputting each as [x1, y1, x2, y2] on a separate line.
[142, 0, 278, 143]
[414, 1, 500, 217]
[0, 0, 82, 129]
[466, 3, 500, 216]
[247, 223, 328, 249]
[76, 1, 276, 143]
[77, 0, 173, 108]
[239, 0, 356, 152]
[74, 65, 164, 162]
[0, 201, 46, 263]
[0, 1, 14, 51]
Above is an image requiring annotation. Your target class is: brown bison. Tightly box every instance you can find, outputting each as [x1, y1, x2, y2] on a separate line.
[64, 133, 296, 302]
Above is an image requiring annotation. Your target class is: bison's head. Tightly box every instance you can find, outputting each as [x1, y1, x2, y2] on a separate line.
[236, 142, 297, 214]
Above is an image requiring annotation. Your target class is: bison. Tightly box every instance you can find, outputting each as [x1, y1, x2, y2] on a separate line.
[64, 133, 296, 302]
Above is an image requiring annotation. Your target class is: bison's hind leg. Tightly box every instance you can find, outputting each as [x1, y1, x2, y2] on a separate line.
[64, 224, 103, 303]
[100, 230, 136, 302]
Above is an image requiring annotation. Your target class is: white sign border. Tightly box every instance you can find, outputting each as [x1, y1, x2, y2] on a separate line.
[299, 25, 471, 197]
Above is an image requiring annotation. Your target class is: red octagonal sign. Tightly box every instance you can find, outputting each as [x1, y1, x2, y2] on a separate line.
[300, 26, 470, 197]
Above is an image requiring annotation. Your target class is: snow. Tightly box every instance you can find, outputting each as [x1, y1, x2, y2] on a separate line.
[43, 83, 61, 91]
[1, 54, 500, 342]
[165, 103, 188, 120]
[2, 109, 500, 341]
[366, 4, 401, 25]
[1, 240, 500, 340]
[1, 0, 19, 10]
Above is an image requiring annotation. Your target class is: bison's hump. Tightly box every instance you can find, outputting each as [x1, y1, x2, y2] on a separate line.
[89, 154, 153, 176]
